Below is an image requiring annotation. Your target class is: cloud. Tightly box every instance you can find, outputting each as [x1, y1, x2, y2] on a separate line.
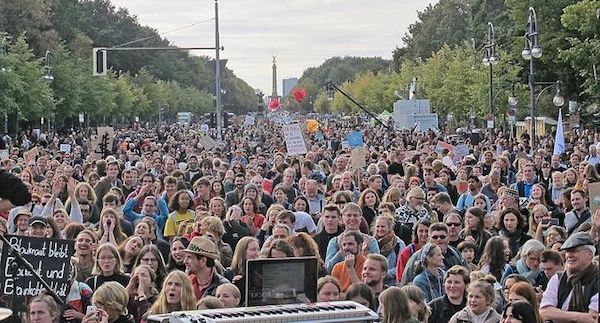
[110, 0, 437, 92]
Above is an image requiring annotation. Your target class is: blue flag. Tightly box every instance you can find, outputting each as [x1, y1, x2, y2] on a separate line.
[553, 108, 565, 156]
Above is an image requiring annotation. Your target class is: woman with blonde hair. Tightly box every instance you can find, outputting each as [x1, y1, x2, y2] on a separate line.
[381, 186, 403, 209]
[449, 276, 501, 323]
[215, 283, 241, 308]
[379, 286, 418, 323]
[81, 281, 134, 323]
[372, 214, 404, 286]
[126, 265, 159, 323]
[85, 243, 130, 290]
[198, 216, 233, 267]
[287, 232, 326, 276]
[117, 235, 144, 273]
[66, 181, 99, 221]
[28, 294, 61, 323]
[144, 270, 196, 318]
[224, 236, 260, 304]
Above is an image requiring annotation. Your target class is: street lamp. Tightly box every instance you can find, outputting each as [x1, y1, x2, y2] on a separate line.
[483, 22, 499, 130]
[535, 81, 564, 107]
[42, 50, 54, 81]
[523, 7, 541, 148]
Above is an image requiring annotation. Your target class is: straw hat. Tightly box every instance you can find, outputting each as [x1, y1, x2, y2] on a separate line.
[183, 236, 220, 260]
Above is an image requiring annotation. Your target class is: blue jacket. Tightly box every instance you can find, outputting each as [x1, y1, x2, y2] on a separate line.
[413, 268, 445, 302]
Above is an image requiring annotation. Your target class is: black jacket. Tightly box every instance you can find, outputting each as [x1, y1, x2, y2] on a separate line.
[428, 295, 467, 323]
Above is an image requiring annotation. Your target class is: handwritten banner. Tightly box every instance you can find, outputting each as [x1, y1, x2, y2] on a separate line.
[282, 123, 307, 156]
[0, 236, 74, 301]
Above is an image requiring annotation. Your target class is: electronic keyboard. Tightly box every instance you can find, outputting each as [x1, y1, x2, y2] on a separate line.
[146, 301, 380, 323]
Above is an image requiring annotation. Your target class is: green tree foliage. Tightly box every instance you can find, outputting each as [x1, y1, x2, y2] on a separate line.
[558, 0, 600, 101]
[0, 0, 258, 131]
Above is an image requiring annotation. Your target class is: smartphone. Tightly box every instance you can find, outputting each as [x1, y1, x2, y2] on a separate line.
[542, 218, 559, 226]
[86, 305, 97, 317]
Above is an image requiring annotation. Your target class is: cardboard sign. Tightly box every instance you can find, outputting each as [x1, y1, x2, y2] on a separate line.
[282, 123, 307, 156]
[346, 131, 364, 148]
[454, 144, 469, 158]
[0, 236, 75, 301]
[199, 135, 217, 151]
[589, 182, 600, 215]
[59, 144, 71, 153]
[349, 148, 367, 171]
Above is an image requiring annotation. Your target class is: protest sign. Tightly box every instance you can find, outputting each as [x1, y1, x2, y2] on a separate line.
[200, 124, 209, 132]
[454, 144, 469, 158]
[346, 131, 364, 148]
[199, 135, 217, 151]
[349, 148, 367, 171]
[589, 182, 600, 215]
[244, 115, 256, 126]
[59, 144, 71, 153]
[282, 123, 307, 156]
[0, 236, 75, 301]
[0, 149, 8, 159]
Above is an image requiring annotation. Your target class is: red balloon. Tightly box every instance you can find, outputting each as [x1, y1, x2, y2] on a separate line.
[292, 87, 307, 103]
[268, 98, 280, 112]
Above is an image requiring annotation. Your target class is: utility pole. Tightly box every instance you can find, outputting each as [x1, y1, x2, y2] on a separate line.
[214, 0, 223, 141]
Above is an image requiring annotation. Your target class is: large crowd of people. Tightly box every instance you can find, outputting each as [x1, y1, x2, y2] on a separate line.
[0, 114, 599, 323]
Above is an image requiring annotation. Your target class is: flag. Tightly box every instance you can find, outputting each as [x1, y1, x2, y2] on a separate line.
[553, 108, 565, 156]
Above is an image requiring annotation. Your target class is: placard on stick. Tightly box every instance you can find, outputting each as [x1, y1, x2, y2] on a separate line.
[0, 236, 75, 301]
[589, 182, 600, 215]
[282, 123, 307, 156]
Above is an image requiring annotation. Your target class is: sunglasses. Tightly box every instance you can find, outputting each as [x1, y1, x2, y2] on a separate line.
[446, 223, 461, 227]
[431, 235, 447, 240]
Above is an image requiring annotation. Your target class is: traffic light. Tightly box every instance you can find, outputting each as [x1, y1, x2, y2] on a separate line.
[209, 113, 216, 128]
[223, 112, 234, 128]
[93, 48, 107, 76]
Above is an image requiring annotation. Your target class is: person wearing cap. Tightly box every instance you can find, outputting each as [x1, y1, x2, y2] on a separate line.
[13, 210, 32, 236]
[456, 175, 490, 212]
[540, 232, 598, 323]
[182, 236, 229, 301]
[28, 216, 49, 238]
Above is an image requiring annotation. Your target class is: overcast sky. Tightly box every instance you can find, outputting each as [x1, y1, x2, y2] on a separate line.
[109, 0, 437, 93]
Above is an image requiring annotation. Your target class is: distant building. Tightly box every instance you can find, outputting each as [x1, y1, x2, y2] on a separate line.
[282, 78, 298, 97]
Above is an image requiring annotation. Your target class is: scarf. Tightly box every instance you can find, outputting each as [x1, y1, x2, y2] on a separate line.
[376, 231, 397, 256]
[515, 258, 542, 284]
[567, 263, 599, 312]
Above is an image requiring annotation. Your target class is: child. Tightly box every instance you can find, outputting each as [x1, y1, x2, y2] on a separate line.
[457, 240, 477, 271]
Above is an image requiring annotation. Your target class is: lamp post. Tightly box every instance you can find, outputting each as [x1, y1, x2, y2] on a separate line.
[522, 7, 542, 149]
[483, 22, 499, 130]
[42, 50, 54, 81]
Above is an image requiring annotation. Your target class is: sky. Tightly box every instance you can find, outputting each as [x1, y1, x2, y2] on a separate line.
[109, 0, 438, 93]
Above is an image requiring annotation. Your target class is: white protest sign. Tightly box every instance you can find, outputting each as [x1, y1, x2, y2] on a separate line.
[0, 149, 8, 159]
[282, 123, 307, 156]
[454, 144, 469, 158]
[59, 144, 72, 153]
[200, 124, 209, 132]
[244, 115, 256, 126]
[199, 135, 217, 151]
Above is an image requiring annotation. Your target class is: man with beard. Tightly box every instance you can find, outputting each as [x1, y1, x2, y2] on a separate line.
[331, 230, 366, 292]
[456, 176, 490, 211]
[540, 232, 598, 323]
[565, 190, 592, 235]
[183, 236, 229, 301]
[361, 254, 388, 309]
[225, 173, 246, 207]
